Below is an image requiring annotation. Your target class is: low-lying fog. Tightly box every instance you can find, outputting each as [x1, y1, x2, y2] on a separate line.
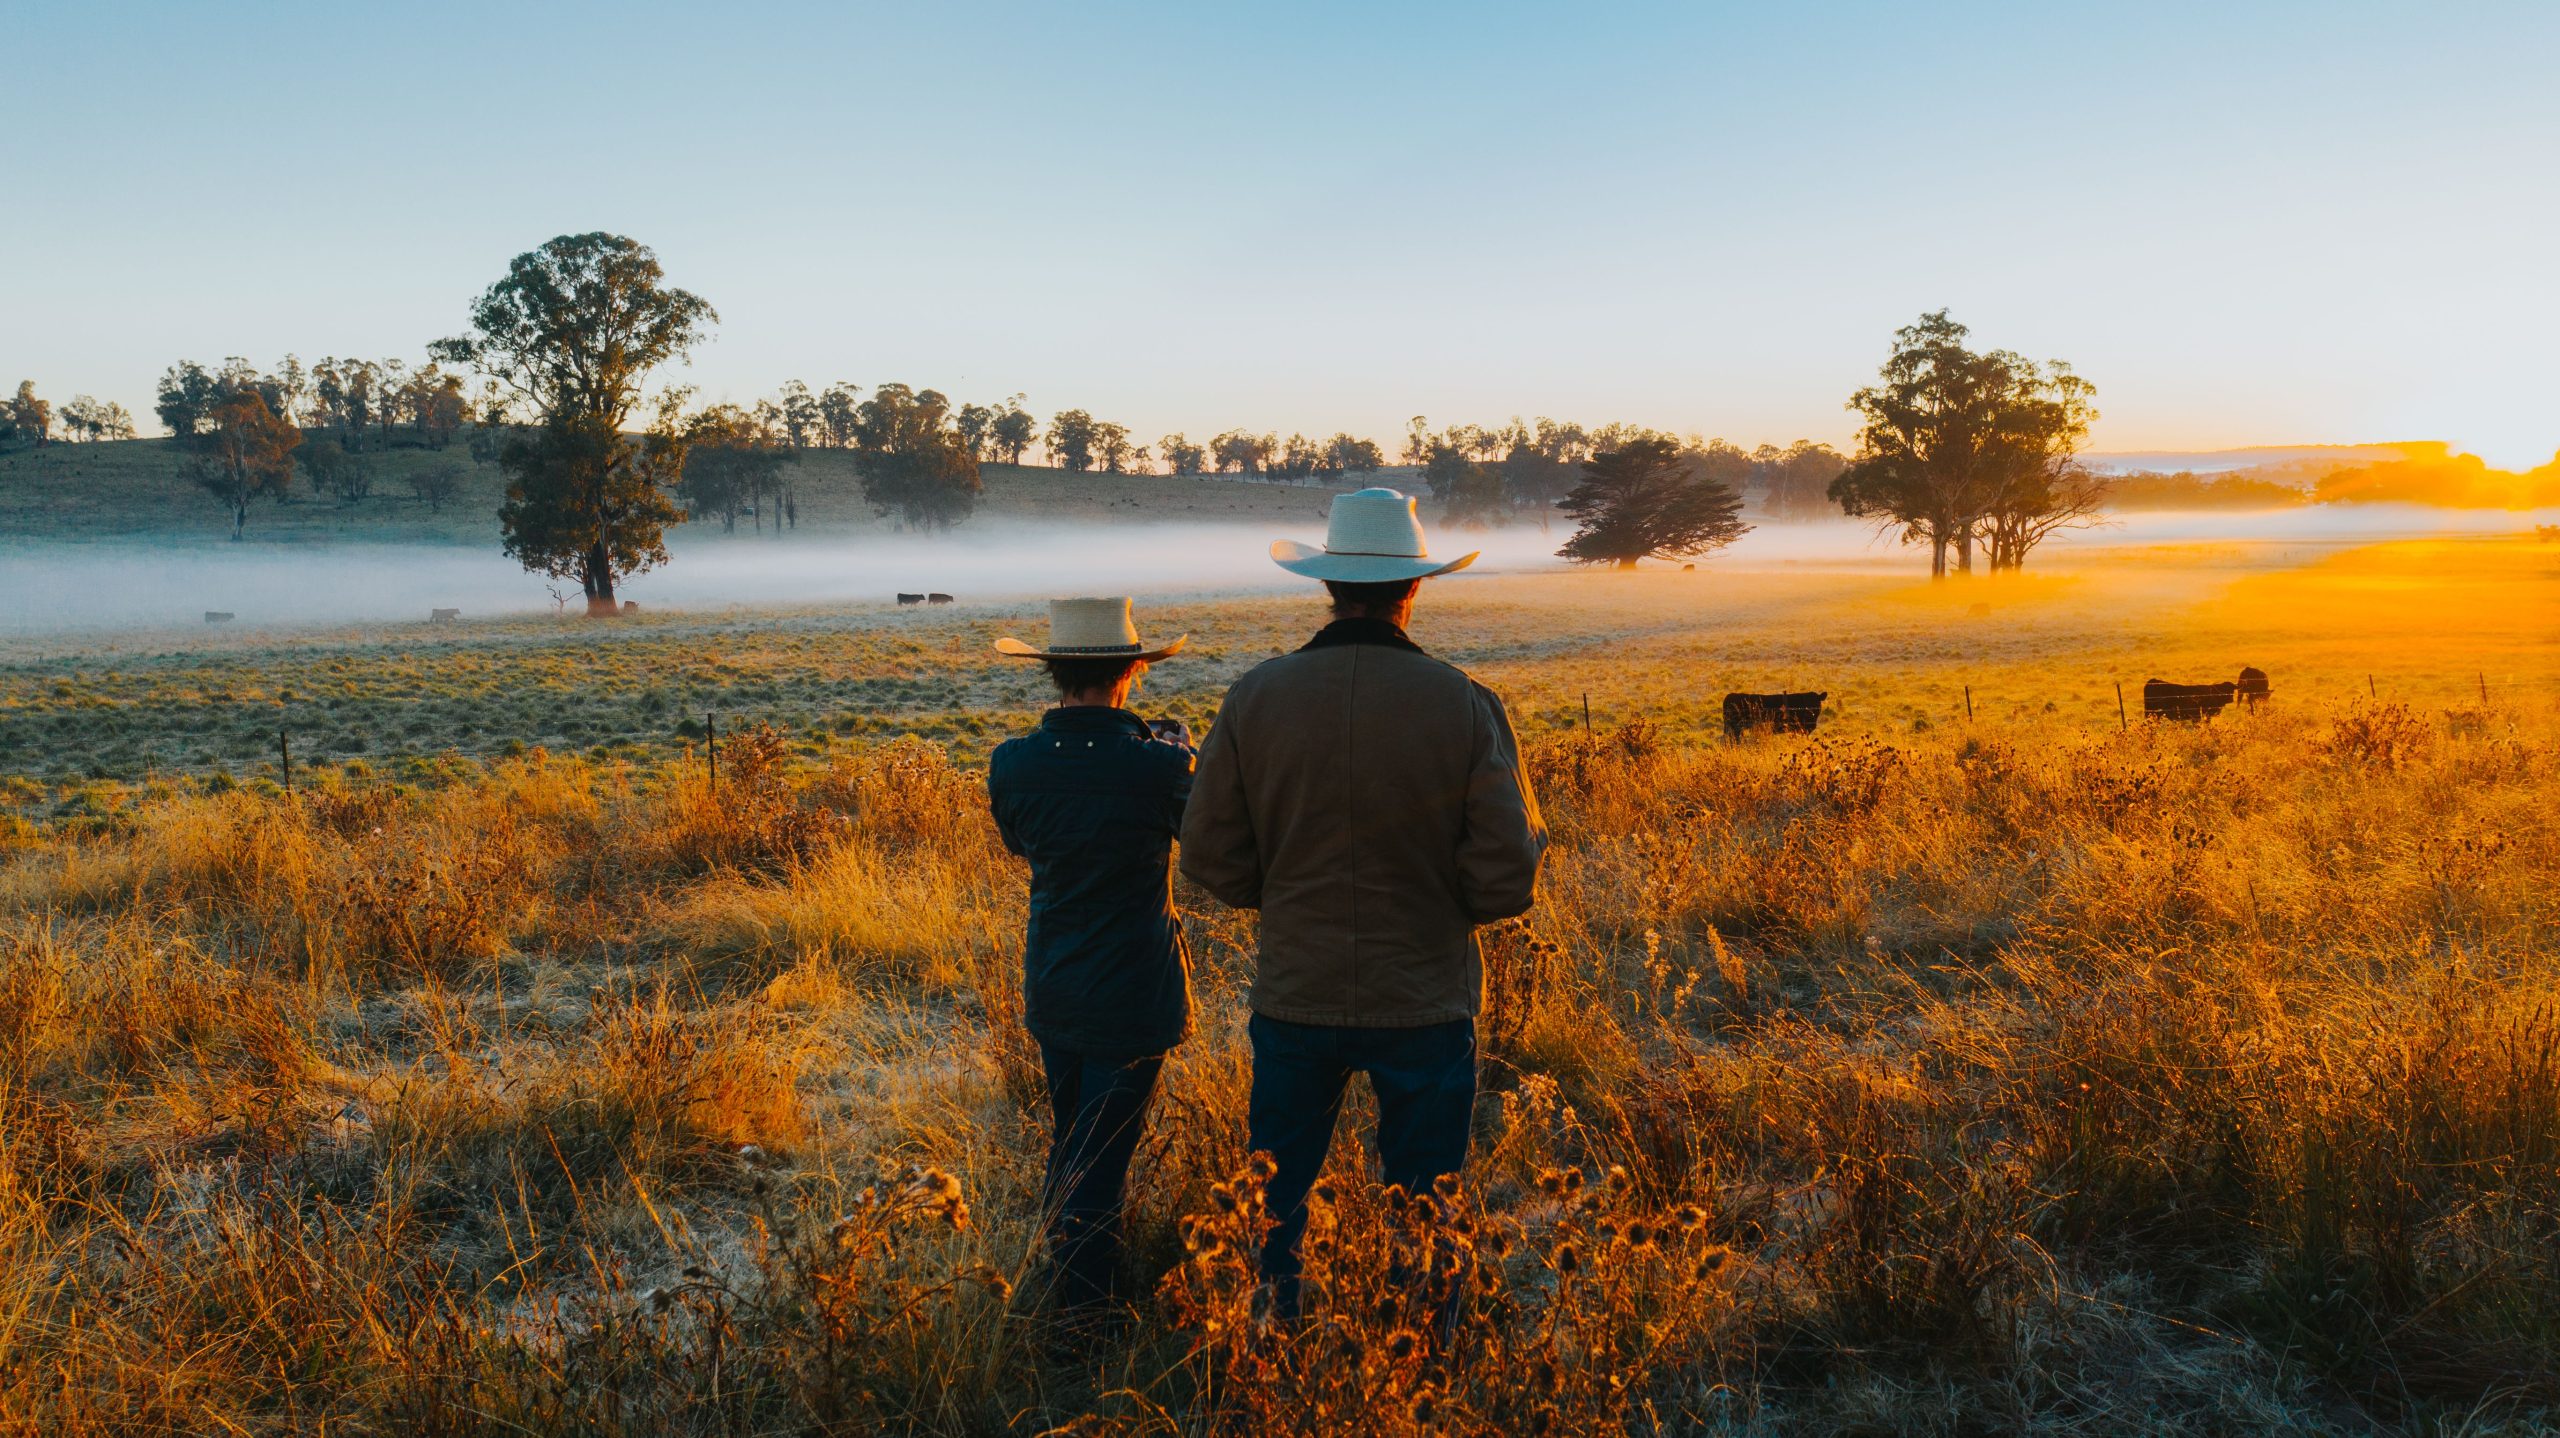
[2, 505, 2550, 638]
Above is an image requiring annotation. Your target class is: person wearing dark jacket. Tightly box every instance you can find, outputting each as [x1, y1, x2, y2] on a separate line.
[988, 597, 1195, 1313]
[1182, 489, 1547, 1316]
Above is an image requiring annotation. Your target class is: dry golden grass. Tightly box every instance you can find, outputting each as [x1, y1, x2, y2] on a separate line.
[2, 536, 2556, 1433]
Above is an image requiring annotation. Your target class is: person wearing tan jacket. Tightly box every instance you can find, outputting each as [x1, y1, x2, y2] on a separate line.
[1181, 488, 1547, 1315]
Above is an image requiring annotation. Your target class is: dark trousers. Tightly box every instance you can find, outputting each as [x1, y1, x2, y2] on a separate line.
[1037, 1042, 1164, 1310]
[1246, 1013, 1477, 1311]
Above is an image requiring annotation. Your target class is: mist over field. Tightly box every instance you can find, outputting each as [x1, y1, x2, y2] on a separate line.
[4, 503, 2552, 638]
[0, 520, 1555, 637]
[4, 505, 2551, 639]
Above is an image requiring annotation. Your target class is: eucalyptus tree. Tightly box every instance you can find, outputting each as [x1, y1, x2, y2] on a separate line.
[430, 233, 714, 614]
[988, 396, 1037, 465]
[1158, 433, 1205, 474]
[775, 380, 822, 449]
[679, 402, 795, 532]
[1831, 311, 2099, 576]
[851, 383, 981, 529]
[1751, 441, 1849, 520]
[1093, 419, 1134, 474]
[1046, 408, 1099, 471]
[58, 395, 136, 442]
[953, 401, 995, 460]
[187, 389, 301, 540]
[819, 382, 862, 448]
[10, 381, 51, 445]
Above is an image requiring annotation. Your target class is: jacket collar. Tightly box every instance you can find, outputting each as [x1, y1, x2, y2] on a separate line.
[1039, 705, 1153, 737]
[1301, 617, 1429, 656]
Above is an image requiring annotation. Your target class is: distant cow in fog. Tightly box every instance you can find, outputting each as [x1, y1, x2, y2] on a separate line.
[2537, 524, 2560, 543]
[621, 600, 640, 614]
[1724, 691, 1826, 740]
[2237, 666, 2271, 707]
[2143, 679, 2238, 721]
[927, 593, 955, 605]
[430, 608, 459, 622]
[896, 593, 925, 606]
[204, 611, 234, 624]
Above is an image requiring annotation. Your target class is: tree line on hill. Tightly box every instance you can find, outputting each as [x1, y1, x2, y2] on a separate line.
[659, 385, 1396, 487]
[9, 230, 2141, 594]
[141, 356, 481, 524]
[1396, 416, 1850, 530]
[3, 381, 138, 446]
[674, 382, 997, 537]
[2088, 444, 2560, 512]
[155, 356, 474, 456]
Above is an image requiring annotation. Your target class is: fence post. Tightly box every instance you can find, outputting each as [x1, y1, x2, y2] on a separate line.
[1964, 684, 1974, 721]
[707, 710, 718, 791]
[1582, 693, 1592, 734]
[2367, 675, 2376, 698]
[2115, 681, 2128, 731]
[278, 729, 291, 795]
[2479, 672, 2490, 704]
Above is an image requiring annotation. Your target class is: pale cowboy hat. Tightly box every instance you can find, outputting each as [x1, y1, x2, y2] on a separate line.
[1271, 487, 1479, 583]
[994, 596, 1187, 662]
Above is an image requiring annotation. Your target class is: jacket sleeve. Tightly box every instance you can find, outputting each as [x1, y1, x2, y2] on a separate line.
[1156, 741, 1197, 837]
[985, 759, 1028, 859]
[1458, 683, 1547, 922]
[1178, 705, 1263, 909]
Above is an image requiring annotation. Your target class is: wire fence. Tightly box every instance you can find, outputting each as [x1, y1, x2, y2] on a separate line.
[51, 666, 2560, 800]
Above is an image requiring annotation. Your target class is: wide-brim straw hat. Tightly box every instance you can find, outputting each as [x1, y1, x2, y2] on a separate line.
[994, 596, 1187, 662]
[1271, 486, 1478, 582]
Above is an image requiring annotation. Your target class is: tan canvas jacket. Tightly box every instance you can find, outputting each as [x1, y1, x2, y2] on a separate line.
[1179, 618, 1547, 1027]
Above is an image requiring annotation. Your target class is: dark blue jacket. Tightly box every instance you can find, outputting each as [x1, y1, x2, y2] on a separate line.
[988, 706, 1196, 1057]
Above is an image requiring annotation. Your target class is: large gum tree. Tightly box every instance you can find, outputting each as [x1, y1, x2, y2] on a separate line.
[431, 233, 714, 615]
[1830, 310, 2101, 578]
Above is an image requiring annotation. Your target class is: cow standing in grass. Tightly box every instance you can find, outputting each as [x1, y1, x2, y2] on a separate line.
[1724, 691, 1825, 740]
[2144, 678, 2239, 721]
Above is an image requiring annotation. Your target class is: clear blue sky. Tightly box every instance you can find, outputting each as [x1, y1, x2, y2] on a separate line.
[7, 1, 2556, 464]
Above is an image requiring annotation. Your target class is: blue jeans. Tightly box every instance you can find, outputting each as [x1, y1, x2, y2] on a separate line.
[1246, 1013, 1477, 1312]
[1038, 1043, 1164, 1310]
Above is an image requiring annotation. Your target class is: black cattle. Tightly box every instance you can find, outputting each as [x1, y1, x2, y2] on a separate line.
[896, 593, 925, 606]
[2143, 678, 2237, 721]
[927, 592, 955, 605]
[2236, 666, 2271, 707]
[204, 611, 234, 624]
[430, 607, 460, 622]
[1723, 691, 1825, 740]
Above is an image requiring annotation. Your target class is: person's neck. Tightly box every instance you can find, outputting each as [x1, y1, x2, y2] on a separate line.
[1330, 606, 1414, 630]
[1058, 690, 1134, 710]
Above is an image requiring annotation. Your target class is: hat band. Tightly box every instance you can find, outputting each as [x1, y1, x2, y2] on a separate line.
[1321, 548, 1429, 559]
[1046, 642, 1144, 654]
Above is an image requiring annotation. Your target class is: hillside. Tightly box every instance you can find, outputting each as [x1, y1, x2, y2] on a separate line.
[0, 437, 1379, 547]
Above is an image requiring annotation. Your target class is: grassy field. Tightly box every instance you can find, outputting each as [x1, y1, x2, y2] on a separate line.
[3, 536, 2558, 1433]
[1, 535, 2550, 785]
[0, 437, 1374, 547]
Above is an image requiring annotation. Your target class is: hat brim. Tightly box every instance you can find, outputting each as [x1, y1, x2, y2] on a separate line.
[1269, 540, 1477, 582]
[994, 635, 1187, 662]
